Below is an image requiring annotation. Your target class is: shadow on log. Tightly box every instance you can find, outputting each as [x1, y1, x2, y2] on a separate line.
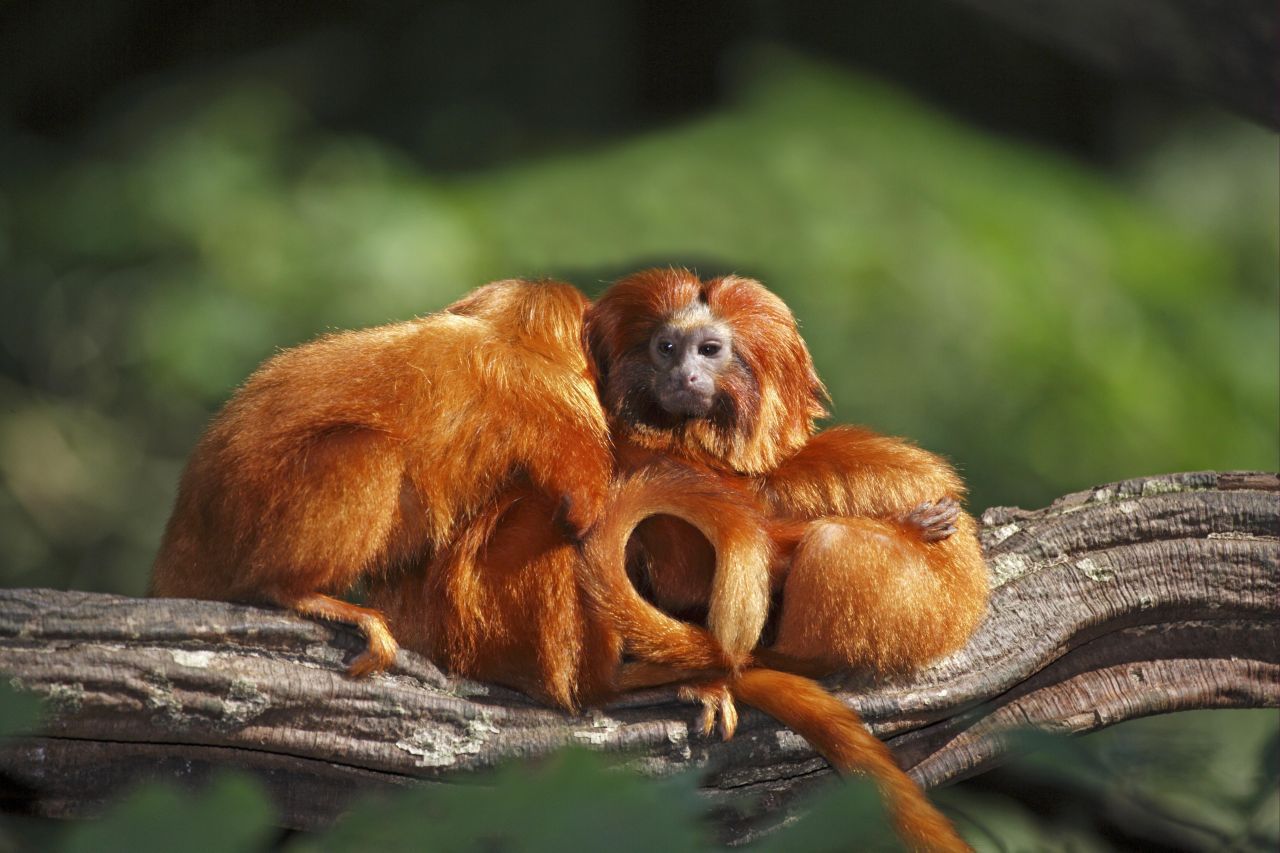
[0, 471, 1275, 840]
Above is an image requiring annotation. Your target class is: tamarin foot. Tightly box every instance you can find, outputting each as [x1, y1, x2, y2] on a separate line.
[678, 679, 739, 740]
[904, 497, 960, 542]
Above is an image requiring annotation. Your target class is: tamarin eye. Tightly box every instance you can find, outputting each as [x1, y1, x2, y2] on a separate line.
[698, 343, 721, 357]
[658, 341, 675, 355]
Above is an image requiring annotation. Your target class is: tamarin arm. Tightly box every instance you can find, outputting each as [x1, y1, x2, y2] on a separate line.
[522, 414, 614, 537]
[763, 425, 965, 520]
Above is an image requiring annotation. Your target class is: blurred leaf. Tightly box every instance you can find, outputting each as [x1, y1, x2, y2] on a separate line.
[938, 713, 1280, 851]
[756, 776, 900, 853]
[292, 749, 708, 853]
[59, 773, 276, 853]
[939, 786, 1112, 853]
[0, 816, 66, 853]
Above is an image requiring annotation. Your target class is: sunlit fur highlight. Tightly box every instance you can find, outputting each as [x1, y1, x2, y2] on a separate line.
[151, 279, 613, 675]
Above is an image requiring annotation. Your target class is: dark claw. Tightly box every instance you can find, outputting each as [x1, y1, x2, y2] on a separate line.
[921, 524, 957, 543]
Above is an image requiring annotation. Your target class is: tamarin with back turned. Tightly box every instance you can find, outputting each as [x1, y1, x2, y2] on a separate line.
[150, 279, 615, 675]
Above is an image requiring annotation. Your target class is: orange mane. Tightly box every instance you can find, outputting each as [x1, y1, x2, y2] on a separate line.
[587, 268, 828, 474]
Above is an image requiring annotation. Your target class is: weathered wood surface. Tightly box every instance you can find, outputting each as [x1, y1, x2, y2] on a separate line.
[0, 470, 1275, 839]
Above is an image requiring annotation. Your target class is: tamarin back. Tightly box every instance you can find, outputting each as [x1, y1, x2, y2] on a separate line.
[151, 279, 613, 674]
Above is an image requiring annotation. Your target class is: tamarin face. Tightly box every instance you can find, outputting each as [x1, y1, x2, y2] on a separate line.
[647, 304, 734, 418]
[588, 268, 827, 473]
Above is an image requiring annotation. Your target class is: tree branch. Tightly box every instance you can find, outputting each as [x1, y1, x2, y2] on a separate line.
[0, 471, 1275, 839]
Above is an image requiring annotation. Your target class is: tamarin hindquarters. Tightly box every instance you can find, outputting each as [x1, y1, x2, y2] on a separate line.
[150, 279, 612, 675]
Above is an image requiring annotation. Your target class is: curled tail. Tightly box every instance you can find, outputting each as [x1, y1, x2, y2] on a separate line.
[732, 669, 970, 853]
[582, 463, 772, 667]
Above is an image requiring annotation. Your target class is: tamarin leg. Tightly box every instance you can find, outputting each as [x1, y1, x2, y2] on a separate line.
[770, 512, 988, 674]
[607, 663, 739, 738]
[275, 592, 399, 676]
[152, 427, 412, 675]
[372, 484, 622, 711]
[613, 661, 726, 692]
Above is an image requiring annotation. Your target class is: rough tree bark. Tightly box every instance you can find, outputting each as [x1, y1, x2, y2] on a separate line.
[0, 471, 1275, 842]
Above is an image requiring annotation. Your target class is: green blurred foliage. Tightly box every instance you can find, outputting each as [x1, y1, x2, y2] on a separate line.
[291, 749, 711, 853]
[57, 773, 276, 853]
[938, 712, 1280, 851]
[753, 774, 899, 852]
[1, 48, 1274, 596]
[0, 717, 1269, 851]
[0, 39, 1275, 853]
[0, 771, 277, 853]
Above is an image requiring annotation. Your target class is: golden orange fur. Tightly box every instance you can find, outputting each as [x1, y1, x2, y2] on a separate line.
[586, 268, 989, 676]
[153, 268, 984, 850]
[369, 463, 765, 710]
[151, 279, 613, 675]
[369, 481, 620, 710]
[585, 268, 989, 851]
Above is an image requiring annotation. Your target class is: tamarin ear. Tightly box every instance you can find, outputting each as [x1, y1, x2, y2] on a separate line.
[582, 321, 606, 389]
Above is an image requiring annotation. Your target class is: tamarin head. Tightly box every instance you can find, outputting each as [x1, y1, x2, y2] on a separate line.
[587, 268, 828, 474]
[447, 278, 594, 372]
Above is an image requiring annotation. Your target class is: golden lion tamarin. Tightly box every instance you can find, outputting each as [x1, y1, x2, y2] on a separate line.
[150, 277, 772, 689]
[153, 270, 984, 851]
[150, 279, 615, 675]
[582, 268, 990, 851]
[585, 268, 989, 678]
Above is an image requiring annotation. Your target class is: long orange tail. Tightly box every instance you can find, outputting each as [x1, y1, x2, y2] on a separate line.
[581, 462, 773, 668]
[732, 668, 970, 853]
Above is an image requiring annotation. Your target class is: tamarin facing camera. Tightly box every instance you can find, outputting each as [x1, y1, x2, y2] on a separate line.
[580, 268, 990, 851]
[584, 268, 990, 681]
